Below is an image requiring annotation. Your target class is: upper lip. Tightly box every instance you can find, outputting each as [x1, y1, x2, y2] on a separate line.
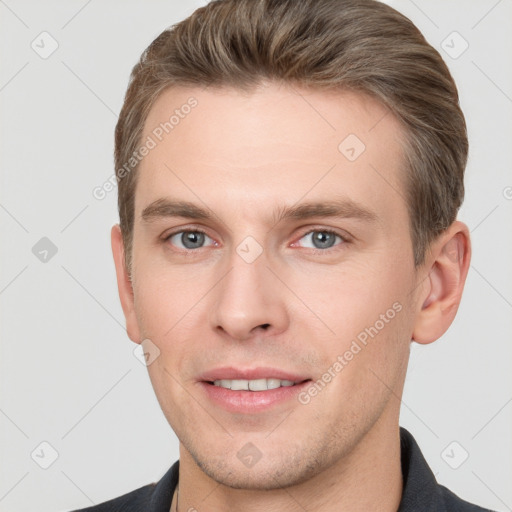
[199, 366, 311, 383]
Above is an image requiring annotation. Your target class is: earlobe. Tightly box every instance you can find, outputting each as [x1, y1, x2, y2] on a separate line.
[111, 225, 142, 344]
[412, 221, 471, 345]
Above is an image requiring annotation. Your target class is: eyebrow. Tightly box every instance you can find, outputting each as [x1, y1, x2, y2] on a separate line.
[140, 197, 378, 225]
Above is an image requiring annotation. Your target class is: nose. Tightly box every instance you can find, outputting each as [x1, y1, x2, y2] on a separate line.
[209, 246, 290, 342]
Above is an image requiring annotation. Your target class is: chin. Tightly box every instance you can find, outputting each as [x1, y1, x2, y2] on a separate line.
[188, 443, 326, 491]
[199, 462, 311, 491]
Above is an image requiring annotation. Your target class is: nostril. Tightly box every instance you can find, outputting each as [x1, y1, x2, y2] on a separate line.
[260, 323, 271, 330]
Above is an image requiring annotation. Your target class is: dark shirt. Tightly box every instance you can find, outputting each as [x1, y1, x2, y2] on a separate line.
[72, 427, 494, 511]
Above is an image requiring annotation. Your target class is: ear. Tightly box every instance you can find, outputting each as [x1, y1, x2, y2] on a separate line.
[111, 224, 141, 344]
[412, 221, 471, 344]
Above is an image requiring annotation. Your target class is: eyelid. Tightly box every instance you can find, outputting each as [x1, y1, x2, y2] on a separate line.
[292, 226, 352, 244]
[162, 225, 208, 240]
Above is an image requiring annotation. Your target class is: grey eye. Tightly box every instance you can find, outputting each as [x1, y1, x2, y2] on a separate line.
[169, 231, 213, 250]
[300, 231, 341, 250]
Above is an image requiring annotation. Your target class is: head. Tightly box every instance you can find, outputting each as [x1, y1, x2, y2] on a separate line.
[112, 0, 470, 491]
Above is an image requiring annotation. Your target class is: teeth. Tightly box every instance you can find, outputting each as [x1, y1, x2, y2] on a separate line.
[266, 378, 281, 390]
[249, 378, 267, 391]
[213, 378, 296, 391]
[230, 379, 249, 391]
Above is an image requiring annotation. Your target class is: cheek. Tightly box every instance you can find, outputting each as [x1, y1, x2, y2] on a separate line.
[309, 306, 410, 432]
[132, 254, 206, 339]
[292, 258, 405, 331]
[293, 259, 412, 381]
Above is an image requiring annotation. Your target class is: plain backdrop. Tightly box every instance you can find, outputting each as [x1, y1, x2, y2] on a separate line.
[0, 1, 511, 511]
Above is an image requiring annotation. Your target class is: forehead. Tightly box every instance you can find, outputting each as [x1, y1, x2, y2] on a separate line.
[136, 83, 407, 226]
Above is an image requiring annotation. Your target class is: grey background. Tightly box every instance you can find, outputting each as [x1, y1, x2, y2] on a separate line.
[0, 0, 511, 510]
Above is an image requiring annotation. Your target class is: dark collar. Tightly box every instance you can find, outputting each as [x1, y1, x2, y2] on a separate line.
[398, 426, 439, 511]
[397, 428, 491, 511]
[149, 427, 489, 511]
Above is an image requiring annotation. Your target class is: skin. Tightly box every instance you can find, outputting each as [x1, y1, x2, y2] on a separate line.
[111, 83, 471, 512]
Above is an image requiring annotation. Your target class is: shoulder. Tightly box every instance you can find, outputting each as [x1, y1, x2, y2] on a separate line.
[398, 428, 496, 512]
[437, 484, 495, 512]
[68, 461, 179, 512]
[69, 483, 156, 511]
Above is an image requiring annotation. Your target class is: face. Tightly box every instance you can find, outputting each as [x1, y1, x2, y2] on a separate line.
[120, 83, 424, 489]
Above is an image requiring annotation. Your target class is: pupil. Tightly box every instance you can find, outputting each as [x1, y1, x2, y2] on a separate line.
[313, 231, 334, 249]
[182, 232, 204, 249]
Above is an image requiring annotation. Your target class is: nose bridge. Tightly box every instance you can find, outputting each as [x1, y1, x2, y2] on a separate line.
[209, 239, 288, 340]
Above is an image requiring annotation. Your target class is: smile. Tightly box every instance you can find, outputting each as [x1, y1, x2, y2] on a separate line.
[212, 378, 297, 391]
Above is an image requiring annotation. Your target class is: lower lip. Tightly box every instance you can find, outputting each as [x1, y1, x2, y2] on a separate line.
[199, 381, 311, 413]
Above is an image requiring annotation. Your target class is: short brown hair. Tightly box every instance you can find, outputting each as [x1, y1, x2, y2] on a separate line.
[115, 0, 468, 273]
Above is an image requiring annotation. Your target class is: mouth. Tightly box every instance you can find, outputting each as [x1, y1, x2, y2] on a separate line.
[198, 367, 312, 413]
[206, 377, 309, 391]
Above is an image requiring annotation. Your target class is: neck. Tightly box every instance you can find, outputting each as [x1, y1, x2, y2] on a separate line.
[175, 417, 403, 512]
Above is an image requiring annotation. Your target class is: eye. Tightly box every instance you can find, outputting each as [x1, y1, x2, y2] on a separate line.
[296, 229, 345, 250]
[165, 229, 216, 250]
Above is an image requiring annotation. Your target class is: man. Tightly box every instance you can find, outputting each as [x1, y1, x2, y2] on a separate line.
[74, 0, 495, 510]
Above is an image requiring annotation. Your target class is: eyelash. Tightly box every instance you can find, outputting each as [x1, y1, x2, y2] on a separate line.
[163, 227, 350, 255]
